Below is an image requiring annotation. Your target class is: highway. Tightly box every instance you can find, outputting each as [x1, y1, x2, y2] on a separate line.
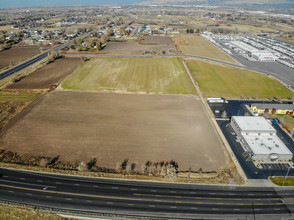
[0, 168, 293, 219]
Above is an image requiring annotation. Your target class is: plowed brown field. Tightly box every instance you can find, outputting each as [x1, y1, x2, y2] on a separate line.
[0, 91, 226, 172]
[6, 57, 81, 90]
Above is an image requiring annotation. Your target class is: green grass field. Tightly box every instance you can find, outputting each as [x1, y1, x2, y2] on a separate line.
[174, 35, 239, 65]
[0, 92, 40, 102]
[62, 57, 195, 94]
[186, 59, 294, 99]
[270, 176, 294, 186]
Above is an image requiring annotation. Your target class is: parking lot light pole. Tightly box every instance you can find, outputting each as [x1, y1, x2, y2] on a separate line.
[283, 165, 291, 185]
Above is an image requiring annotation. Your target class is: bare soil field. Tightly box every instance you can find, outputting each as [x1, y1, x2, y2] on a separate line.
[6, 57, 81, 90]
[140, 36, 175, 45]
[0, 45, 49, 71]
[0, 91, 226, 172]
[101, 42, 176, 54]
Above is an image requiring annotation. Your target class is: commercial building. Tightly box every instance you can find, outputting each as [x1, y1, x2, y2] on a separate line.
[230, 116, 293, 165]
[230, 41, 277, 61]
[250, 103, 294, 115]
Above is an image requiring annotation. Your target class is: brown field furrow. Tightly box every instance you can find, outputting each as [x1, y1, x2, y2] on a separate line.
[0, 91, 226, 172]
[6, 57, 81, 90]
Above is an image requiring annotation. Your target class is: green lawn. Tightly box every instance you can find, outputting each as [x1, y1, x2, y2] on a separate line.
[0, 91, 40, 102]
[186, 59, 294, 99]
[270, 176, 294, 186]
[62, 57, 195, 94]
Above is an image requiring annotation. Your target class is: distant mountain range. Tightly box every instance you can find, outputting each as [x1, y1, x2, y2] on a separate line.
[0, 0, 293, 9]
[139, 0, 294, 8]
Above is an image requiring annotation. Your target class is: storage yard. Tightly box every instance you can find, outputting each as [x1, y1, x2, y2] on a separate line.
[0, 91, 226, 172]
[62, 57, 195, 94]
[202, 33, 294, 69]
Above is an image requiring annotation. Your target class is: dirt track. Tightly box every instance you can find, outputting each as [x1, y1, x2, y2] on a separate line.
[101, 42, 176, 54]
[6, 57, 81, 89]
[0, 91, 226, 172]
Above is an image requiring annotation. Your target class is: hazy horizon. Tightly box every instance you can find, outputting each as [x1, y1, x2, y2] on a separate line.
[0, 0, 145, 8]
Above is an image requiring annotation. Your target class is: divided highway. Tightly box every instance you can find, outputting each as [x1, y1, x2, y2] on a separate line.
[0, 168, 293, 219]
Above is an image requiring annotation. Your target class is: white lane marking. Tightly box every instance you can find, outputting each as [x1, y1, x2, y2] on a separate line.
[191, 207, 198, 210]
[3, 175, 8, 178]
[74, 184, 80, 186]
[112, 187, 118, 189]
[55, 182, 62, 184]
[131, 188, 137, 191]
[255, 209, 260, 211]
[190, 192, 196, 194]
[170, 191, 177, 193]
[19, 178, 25, 180]
[267, 194, 273, 196]
[8, 191, 13, 193]
[248, 194, 254, 196]
[107, 202, 113, 205]
[229, 193, 235, 195]
[26, 193, 32, 196]
[45, 196, 52, 198]
[37, 180, 43, 182]
[92, 185, 99, 188]
[212, 208, 219, 210]
[274, 208, 280, 210]
[65, 198, 72, 200]
[128, 204, 134, 206]
[234, 209, 240, 211]
[86, 200, 92, 203]
[151, 190, 157, 192]
[209, 193, 216, 195]
[170, 206, 177, 209]
[149, 205, 155, 207]
[0, 179, 55, 189]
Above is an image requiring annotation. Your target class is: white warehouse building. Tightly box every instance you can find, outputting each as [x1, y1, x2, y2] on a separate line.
[230, 116, 293, 165]
[230, 41, 277, 61]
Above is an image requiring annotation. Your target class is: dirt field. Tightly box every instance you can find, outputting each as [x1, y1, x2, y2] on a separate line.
[101, 42, 176, 54]
[62, 57, 195, 94]
[140, 36, 175, 45]
[0, 45, 49, 71]
[0, 91, 226, 172]
[6, 57, 81, 90]
[173, 34, 239, 64]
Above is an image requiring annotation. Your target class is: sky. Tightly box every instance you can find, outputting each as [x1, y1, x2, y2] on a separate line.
[0, 0, 145, 8]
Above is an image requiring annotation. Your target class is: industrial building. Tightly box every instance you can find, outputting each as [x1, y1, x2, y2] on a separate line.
[230, 41, 277, 61]
[230, 116, 293, 165]
[251, 103, 294, 115]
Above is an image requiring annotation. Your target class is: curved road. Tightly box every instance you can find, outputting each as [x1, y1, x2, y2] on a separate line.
[0, 168, 293, 219]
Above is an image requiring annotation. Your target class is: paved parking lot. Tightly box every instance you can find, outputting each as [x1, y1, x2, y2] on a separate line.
[210, 99, 294, 179]
[217, 120, 294, 179]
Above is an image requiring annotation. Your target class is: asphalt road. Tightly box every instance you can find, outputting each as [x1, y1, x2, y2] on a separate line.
[0, 168, 293, 219]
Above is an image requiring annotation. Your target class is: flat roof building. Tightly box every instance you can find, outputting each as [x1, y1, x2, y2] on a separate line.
[230, 116, 293, 166]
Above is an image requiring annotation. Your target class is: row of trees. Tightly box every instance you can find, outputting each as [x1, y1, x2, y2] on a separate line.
[0, 150, 179, 179]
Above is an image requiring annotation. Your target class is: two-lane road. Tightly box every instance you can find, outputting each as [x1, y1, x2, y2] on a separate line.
[0, 168, 293, 219]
